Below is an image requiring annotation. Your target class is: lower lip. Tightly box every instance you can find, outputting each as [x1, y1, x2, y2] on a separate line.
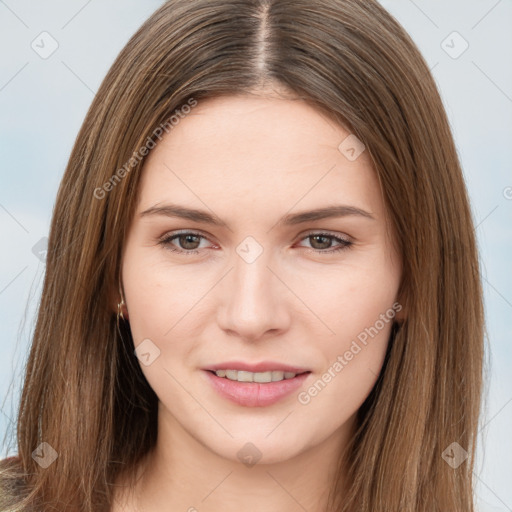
[203, 370, 311, 407]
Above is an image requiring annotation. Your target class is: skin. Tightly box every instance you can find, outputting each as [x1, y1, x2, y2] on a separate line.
[112, 88, 404, 512]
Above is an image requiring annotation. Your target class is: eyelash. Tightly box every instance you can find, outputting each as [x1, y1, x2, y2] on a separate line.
[158, 230, 353, 256]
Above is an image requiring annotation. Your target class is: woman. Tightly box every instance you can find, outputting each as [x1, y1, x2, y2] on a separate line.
[0, 0, 484, 511]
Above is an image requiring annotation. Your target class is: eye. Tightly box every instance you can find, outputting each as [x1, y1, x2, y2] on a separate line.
[296, 231, 353, 254]
[159, 230, 213, 255]
[158, 230, 353, 255]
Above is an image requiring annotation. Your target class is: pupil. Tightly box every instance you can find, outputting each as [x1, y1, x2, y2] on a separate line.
[311, 235, 330, 249]
[181, 234, 199, 249]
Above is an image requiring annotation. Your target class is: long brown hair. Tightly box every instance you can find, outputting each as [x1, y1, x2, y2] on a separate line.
[0, 0, 484, 510]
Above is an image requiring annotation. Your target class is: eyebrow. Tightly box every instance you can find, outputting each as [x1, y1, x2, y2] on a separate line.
[139, 203, 375, 228]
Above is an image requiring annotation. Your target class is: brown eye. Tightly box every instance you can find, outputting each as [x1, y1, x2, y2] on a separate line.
[159, 230, 352, 256]
[176, 234, 201, 250]
[309, 234, 333, 250]
[297, 232, 353, 254]
[159, 231, 210, 255]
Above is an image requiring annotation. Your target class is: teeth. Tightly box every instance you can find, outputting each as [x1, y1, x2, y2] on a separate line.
[214, 369, 299, 382]
[225, 370, 238, 380]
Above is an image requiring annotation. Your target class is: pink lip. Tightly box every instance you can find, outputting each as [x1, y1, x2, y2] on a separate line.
[203, 370, 311, 407]
[204, 361, 310, 373]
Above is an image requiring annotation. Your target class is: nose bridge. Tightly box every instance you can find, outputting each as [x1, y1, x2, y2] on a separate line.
[217, 238, 289, 339]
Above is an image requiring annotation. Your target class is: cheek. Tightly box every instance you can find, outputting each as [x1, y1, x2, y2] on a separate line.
[318, 284, 395, 393]
[123, 274, 167, 342]
[297, 293, 396, 430]
[121, 249, 207, 379]
[122, 244, 193, 339]
[120, 255, 194, 406]
[301, 251, 400, 407]
[317, 256, 400, 346]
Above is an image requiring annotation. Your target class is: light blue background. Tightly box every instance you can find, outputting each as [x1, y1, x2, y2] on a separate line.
[1, 1, 511, 510]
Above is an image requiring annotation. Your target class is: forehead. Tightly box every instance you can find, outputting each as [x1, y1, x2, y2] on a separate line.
[137, 94, 382, 219]
[153, 94, 353, 163]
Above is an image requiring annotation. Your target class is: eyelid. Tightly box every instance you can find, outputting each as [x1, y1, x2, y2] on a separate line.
[295, 230, 353, 254]
[298, 229, 352, 243]
[159, 229, 215, 247]
[159, 228, 352, 243]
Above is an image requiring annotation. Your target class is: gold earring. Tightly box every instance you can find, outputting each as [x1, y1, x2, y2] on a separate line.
[117, 282, 127, 324]
[117, 298, 125, 322]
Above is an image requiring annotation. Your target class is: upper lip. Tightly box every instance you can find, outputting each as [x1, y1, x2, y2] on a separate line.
[204, 361, 311, 374]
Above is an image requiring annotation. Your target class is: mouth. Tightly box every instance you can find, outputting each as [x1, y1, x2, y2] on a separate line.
[202, 364, 312, 407]
[204, 360, 311, 376]
[205, 369, 311, 383]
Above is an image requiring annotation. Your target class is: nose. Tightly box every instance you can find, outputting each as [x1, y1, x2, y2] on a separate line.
[216, 249, 291, 342]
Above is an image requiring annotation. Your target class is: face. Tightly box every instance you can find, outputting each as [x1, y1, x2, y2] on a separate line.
[120, 92, 403, 465]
